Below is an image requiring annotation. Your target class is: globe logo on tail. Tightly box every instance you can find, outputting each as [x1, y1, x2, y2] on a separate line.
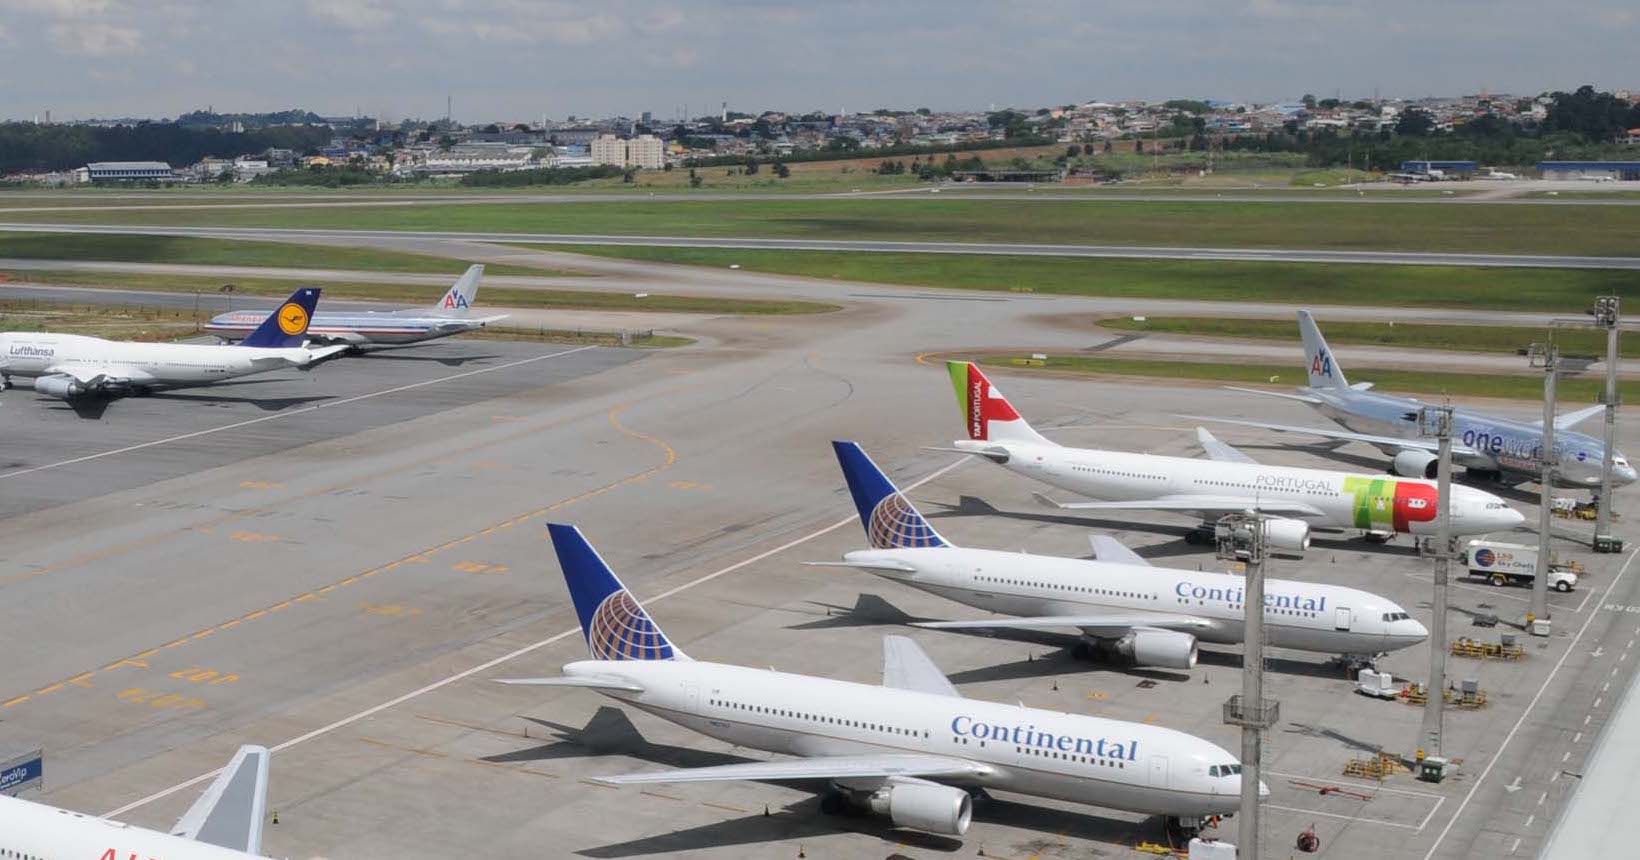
[867, 493, 944, 549]
[587, 590, 675, 660]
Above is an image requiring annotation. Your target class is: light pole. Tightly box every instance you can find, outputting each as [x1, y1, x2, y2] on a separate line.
[1592, 296, 1623, 552]
[1218, 512, 1276, 860]
[1531, 343, 1557, 630]
[1419, 404, 1455, 757]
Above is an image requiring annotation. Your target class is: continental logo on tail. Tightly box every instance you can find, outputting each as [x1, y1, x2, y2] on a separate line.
[276, 302, 310, 336]
[587, 590, 676, 660]
[948, 361, 1020, 441]
[868, 493, 944, 549]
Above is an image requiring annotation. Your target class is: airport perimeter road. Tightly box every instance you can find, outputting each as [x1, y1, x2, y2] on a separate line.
[5, 221, 1640, 269]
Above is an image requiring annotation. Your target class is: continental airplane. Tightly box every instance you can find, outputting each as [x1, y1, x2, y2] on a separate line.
[941, 361, 1525, 550]
[497, 524, 1261, 839]
[0, 287, 349, 399]
[0, 745, 269, 859]
[204, 264, 507, 346]
[1182, 310, 1637, 491]
[815, 441, 1427, 670]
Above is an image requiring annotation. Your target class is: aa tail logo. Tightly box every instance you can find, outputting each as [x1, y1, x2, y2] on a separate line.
[1310, 350, 1333, 378]
[442, 292, 470, 310]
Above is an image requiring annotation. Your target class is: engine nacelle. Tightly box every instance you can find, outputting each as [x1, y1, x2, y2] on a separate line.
[1114, 628, 1199, 669]
[1391, 449, 1439, 479]
[32, 375, 85, 400]
[867, 782, 972, 835]
[1263, 517, 1311, 552]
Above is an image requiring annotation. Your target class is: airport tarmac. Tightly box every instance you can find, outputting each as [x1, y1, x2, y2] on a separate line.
[1, 296, 1636, 860]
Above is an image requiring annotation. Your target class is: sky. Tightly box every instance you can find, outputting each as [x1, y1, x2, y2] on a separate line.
[1, 0, 1636, 123]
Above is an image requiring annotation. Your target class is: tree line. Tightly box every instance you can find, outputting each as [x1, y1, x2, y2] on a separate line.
[0, 122, 333, 174]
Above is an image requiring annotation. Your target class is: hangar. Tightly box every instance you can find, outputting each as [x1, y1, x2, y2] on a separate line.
[1538, 161, 1640, 181]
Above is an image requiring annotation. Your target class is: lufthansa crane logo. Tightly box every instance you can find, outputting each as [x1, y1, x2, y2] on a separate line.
[277, 302, 310, 336]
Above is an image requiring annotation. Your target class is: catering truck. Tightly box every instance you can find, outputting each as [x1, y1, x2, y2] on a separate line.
[1460, 540, 1577, 591]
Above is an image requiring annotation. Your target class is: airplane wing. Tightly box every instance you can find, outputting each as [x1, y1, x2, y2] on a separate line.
[1181, 415, 1481, 457]
[915, 614, 1214, 638]
[881, 635, 961, 698]
[1032, 492, 1326, 518]
[594, 753, 991, 786]
[170, 745, 269, 854]
[494, 675, 645, 693]
[1349, 382, 1376, 391]
[1196, 427, 1258, 464]
[1089, 535, 1149, 566]
[1548, 404, 1605, 431]
[1221, 385, 1324, 405]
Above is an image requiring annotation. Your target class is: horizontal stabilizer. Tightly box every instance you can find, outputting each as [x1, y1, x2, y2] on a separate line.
[804, 560, 919, 574]
[171, 745, 269, 854]
[495, 675, 645, 693]
[1549, 403, 1605, 431]
[1180, 415, 1480, 457]
[1197, 426, 1259, 464]
[1349, 382, 1376, 391]
[594, 753, 991, 786]
[1089, 535, 1150, 566]
[921, 445, 1010, 464]
[882, 635, 962, 698]
[1221, 385, 1324, 405]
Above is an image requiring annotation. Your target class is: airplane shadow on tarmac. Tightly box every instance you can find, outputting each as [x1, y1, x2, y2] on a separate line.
[499, 708, 1168, 857]
[354, 349, 501, 367]
[44, 388, 336, 419]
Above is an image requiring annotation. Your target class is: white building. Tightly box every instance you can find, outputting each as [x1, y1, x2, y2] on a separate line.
[84, 161, 174, 182]
[590, 134, 664, 169]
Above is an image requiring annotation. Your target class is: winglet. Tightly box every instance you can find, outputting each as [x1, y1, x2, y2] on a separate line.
[945, 361, 1051, 444]
[832, 441, 951, 549]
[434, 264, 485, 313]
[241, 287, 320, 348]
[549, 524, 687, 661]
[1297, 310, 1349, 390]
[170, 745, 269, 854]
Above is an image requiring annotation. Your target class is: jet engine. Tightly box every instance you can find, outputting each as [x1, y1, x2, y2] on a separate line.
[866, 781, 973, 835]
[32, 375, 85, 400]
[1114, 628, 1199, 669]
[1391, 449, 1439, 479]
[1263, 517, 1312, 552]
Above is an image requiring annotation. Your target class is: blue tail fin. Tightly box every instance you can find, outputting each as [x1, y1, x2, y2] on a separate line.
[240, 287, 321, 348]
[831, 441, 951, 549]
[549, 523, 685, 661]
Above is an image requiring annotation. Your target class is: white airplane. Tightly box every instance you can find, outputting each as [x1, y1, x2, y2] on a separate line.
[940, 361, 1525, 550]
[498, 524, 1262, 840]
[0, 745, 270, 859]
[0, 286, 350, 399]
[204, 265, 508, 347]
[816, 441, 1428, 670]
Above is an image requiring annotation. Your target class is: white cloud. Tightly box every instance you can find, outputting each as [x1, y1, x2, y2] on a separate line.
[3, 0, 118, 16]
[49, 20, 140, 55]
[306, 0, 394, 30]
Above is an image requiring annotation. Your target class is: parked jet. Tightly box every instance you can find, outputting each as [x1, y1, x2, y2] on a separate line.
[1182, 310, 1636, 491]
[816, 441, 1427, 670]
[204, 265, 506, 346]
[0, 745, 270, 859]
[0, 286, 349, 399]
[940, 361, 1524, 550]
[498, 524, 1260, 838]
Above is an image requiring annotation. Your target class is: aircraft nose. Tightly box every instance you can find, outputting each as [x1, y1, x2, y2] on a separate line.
[1501, 506, 1526, 529]
[1619, 464, 1639, 485]
[1406, 618, 1429, 642]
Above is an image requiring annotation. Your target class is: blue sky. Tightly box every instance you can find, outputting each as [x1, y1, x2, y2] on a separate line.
[1, 1, 1635, 123]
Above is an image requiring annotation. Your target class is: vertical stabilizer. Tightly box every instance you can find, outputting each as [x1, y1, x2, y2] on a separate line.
[240, 287, 321, 348]
[945, 361, 1052, 444]
[434, 264, 485, 313]
[549, 523, 686, 661]
[1297, 310, 1349, 390]
[831, 441, 951, 549]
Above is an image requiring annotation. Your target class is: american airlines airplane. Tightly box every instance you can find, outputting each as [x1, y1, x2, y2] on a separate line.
[941, 361, 1525, 550]
[498, 524, 1262, 839]
[0, 286, 349, 399]
[1184, 310, 1637, 491]
[203, 264, 507, 346]
[816, 441, 1428, 670]
[0, 745, 269, 859]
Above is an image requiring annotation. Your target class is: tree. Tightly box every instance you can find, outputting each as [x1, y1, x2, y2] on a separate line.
[689, 172, 703, 188]
[773, 161, 790, 178]
[826, 136, 859, 152]
[1103, 140, 1112, 152]
[1134, 139, 1143, 153]
[744, 156, 759, 175]
[481, 123, 501, 134]
[1395, 108, 1435, 137]
[915, 107, 931, 116]
[1082, 143, 1094, 155]
[1066, 145, 1080, 159]
[1163, 99, 1210, 114]
[1301, 94, 1317, 109]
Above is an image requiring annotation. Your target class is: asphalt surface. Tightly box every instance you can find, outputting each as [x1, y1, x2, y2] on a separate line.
[5, 221, 1639, 269]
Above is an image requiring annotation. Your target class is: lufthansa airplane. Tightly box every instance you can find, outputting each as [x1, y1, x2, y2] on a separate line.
[815, 441, 1427, 670]
[498, 524, 1261, 840]
[940, 361, 1524, 550]
[1182, 310, 1637, 492]
[0, 745, 270, 859]
[204, 265, 507, 346]
[0, 287, 349, 399]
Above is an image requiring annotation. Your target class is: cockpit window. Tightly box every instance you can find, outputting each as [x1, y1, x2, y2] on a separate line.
[1382, 612, 1411, 622]
[1209, 764, 1241, 777]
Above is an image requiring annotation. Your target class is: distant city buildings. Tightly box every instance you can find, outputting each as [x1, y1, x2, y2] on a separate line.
[591, 134, 663, 170]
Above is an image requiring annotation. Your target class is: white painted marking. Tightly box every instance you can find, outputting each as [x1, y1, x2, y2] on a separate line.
[1584, 715, 1592, 726]
[1504, 776, 1522, 793]
[1525, 814, 1535, 828]
[1551, 771, 1561, 783]
[103, 454, 974, 819]
[1574, 732, 1583, 743]
[1594, 697, 1603, 709]
[1562, 751, 1571, 763]
[1510, 837, 1522, 854]
[1263, 804, 1421, 831]
[1537, 792, 1546, 805]
[1602, 682, 1611, 693]
[1422, 548, 1639, 860]
[1, 346, 599, 480]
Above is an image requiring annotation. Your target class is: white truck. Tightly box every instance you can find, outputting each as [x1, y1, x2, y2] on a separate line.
[1460, 540, 1577, 592]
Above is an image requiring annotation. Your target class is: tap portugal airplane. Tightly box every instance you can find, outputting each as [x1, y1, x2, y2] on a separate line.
[204, 265, 508, 347]
[814, 441, 1428, 670]
[0, 287, 350, 399]
[498, 524, 1263, 840]
[0, 745, 269, 859]
[941, 361, 1524, 550]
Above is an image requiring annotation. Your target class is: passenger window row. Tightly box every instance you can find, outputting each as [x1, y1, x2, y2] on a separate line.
[710, 698, 930, 739]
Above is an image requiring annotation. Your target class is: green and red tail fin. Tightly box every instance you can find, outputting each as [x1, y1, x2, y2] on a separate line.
[945, 361, 1051, 444]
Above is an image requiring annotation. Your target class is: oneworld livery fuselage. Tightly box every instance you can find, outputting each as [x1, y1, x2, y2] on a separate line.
[204, 264, 506, 346]
[943, 361, 1524, 549]
[498, 524, 1260, 839]
[819, 441, 1427, 670]
[0, 287, 349, 399]
[1185, 310, 1637, 491]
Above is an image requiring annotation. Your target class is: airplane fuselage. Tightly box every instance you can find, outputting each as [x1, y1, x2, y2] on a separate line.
[0, 793, 255, 860]
[570, 659, 1245, 818]
[0, 332, 316, 390]
[843, 546, 1428, 655]
[205, 310, 488, 346]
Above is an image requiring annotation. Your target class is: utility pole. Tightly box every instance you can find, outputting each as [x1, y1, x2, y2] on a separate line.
[1531, 342, 1557, 631]
[1419, 404, 1455, 756]
[1593, 296, 1623, 552]
[1219, 513, 1276, 860]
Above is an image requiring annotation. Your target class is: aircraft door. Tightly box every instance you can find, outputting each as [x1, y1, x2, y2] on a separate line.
[1148, 755, 1169, 788]
[1334, 607, 1352, 631]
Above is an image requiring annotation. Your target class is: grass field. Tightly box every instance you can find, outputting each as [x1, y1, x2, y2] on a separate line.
[1100, 316, 1637, 358]
[553, 246, 1640, 312]
[9, 197, 1640, 255]
[0, 233, 568, 276]
[0, 269, 835, 315]
[977, 354, 1637, 403]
